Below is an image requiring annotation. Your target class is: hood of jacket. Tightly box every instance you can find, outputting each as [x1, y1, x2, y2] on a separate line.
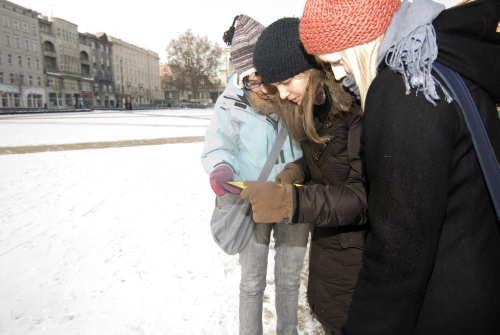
[434, 0, 500, 102]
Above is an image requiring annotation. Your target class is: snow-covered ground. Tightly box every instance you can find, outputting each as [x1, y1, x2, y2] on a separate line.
[0, 109, 323, 335]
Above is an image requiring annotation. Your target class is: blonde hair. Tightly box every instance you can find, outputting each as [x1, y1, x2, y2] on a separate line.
[337, 33, 385, 111]
[277, 68, 355, 144]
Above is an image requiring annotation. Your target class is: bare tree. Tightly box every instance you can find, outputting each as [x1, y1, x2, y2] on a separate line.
[166, 29, 223, 100]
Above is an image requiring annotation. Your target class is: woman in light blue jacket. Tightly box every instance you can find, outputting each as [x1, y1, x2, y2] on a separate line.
[201, 15, 309, 335]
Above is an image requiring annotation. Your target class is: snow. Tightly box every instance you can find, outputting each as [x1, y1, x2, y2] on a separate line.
[0, 109, 323, 334]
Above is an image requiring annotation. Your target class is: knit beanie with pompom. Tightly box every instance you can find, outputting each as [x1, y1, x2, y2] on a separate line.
[300, 0, 401, 55]
[253, 17, 318, 85]
[223, 14, 265, 88]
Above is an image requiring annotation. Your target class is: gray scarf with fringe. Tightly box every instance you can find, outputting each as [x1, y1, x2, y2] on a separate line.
[345, 0, 453, 106]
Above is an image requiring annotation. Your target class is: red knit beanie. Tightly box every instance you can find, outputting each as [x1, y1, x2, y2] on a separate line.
[300, 0, 401, 55]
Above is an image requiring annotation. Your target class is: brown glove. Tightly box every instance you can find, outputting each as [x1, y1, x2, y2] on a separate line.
[240, 181, 294, 223]
[275, 163, 304, 185]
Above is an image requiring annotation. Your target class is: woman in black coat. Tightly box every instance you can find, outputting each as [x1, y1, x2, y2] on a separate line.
[299, 0, 500, 334]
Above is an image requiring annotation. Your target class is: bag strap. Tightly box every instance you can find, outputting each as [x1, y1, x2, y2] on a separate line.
[257, 122, 289, 182]
[433, 61, 500, 220]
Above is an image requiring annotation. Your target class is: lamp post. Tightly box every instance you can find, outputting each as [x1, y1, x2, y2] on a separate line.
[120, 58, 124, 108]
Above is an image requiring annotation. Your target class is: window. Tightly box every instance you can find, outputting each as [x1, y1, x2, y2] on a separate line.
[27, 93, 42, 107]
[22, 22, 28, 33]
[8, 54, 12, 64]
[13, 19, 18, 30]
[91, 41, 94, 50]
[33, 41, 37, 52]
[65, 80, 78, 90]
[5, 34, 10, 46]
[18, 55, 22, 66]
[3, 16, 9, 28]
[65, 94, 72, 106]
[47, 78, 59, 88]
[32, 25, 36, 35]
[15, 36, 20, 48]
[57, 28, 61, 37]
[60, 63, 64, 70]
[27, 57, 30, 67]
[92, 55, 96, 63]
[108, 85, 113, 93]
[19, 74, 24, 84]
[99, 44, 103, 52]
[100, 57, 103, 64]
[35, 59, 39, 69]
[59, 46, 62, 54]
[106, 59, 109, 66]
[38, 76, 41, 86]
[0, 72, 2, 83]
[10, 73, 14, 84]
[49, 92, 60, 107]
[24, 39, 29, 50]
[106, 46, 108, 54]
[29, 75, 32, 85]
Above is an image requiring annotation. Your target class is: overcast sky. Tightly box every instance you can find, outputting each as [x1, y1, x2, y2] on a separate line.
[16, 0, 459, 63]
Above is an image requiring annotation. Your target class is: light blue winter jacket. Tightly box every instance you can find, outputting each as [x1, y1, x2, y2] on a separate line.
[201, 74, 303, 182]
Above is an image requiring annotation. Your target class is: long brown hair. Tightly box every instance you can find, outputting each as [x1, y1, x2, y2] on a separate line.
[277, 68, 355, 144]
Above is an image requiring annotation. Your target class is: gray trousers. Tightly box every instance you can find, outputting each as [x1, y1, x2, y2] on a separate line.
[239, 221, 309, 335]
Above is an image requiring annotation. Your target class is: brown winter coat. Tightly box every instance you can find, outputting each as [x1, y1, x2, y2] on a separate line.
[292, 103, 368, 334]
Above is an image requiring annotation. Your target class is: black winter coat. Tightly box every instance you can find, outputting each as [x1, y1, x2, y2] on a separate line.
[293, 102, 369, 334]
[342, 2, 500, 334]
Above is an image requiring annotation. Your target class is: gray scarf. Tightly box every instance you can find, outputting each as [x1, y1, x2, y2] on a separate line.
[345, 0, 453, 106]
[379, 0, 452, 105]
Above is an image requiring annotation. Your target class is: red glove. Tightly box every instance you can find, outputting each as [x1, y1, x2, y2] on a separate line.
[209, 166, 241, 196]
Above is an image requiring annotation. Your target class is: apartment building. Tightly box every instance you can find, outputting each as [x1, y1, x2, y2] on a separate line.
[80, 32, 114, 107]
[0, 0, 44, 108]
[108, 35, 161, 106]
[39, 17, 86, 109]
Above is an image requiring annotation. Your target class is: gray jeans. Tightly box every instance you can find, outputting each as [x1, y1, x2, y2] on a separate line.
[239, 221, 309, 335]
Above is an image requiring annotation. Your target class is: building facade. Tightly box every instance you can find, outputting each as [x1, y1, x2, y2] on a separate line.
[39, 17, 86, 109]
[108, 36, 161, 106]
[81, 32, 114, 107]
[0, 0, 44, 108]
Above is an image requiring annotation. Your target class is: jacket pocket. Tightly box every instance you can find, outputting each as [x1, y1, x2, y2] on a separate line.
[338, 230, 367, 250]
[215, 193, 240, 214]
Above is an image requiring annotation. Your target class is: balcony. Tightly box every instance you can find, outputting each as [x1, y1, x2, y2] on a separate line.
[94, 74, 110, 81]
[44, 67, 60, 75]
[43, 49, 57, 58]
[125, 81, 132, 86]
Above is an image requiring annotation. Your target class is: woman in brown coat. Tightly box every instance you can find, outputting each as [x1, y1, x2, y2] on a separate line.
[240, 18, 368, 335]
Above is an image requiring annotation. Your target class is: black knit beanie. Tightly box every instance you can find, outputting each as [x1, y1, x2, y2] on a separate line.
[254, 17, 318, 84]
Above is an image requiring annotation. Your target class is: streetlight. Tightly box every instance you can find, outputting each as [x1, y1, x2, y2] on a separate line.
[114, 59, 124, 108]
[120, 58, 124, 108]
